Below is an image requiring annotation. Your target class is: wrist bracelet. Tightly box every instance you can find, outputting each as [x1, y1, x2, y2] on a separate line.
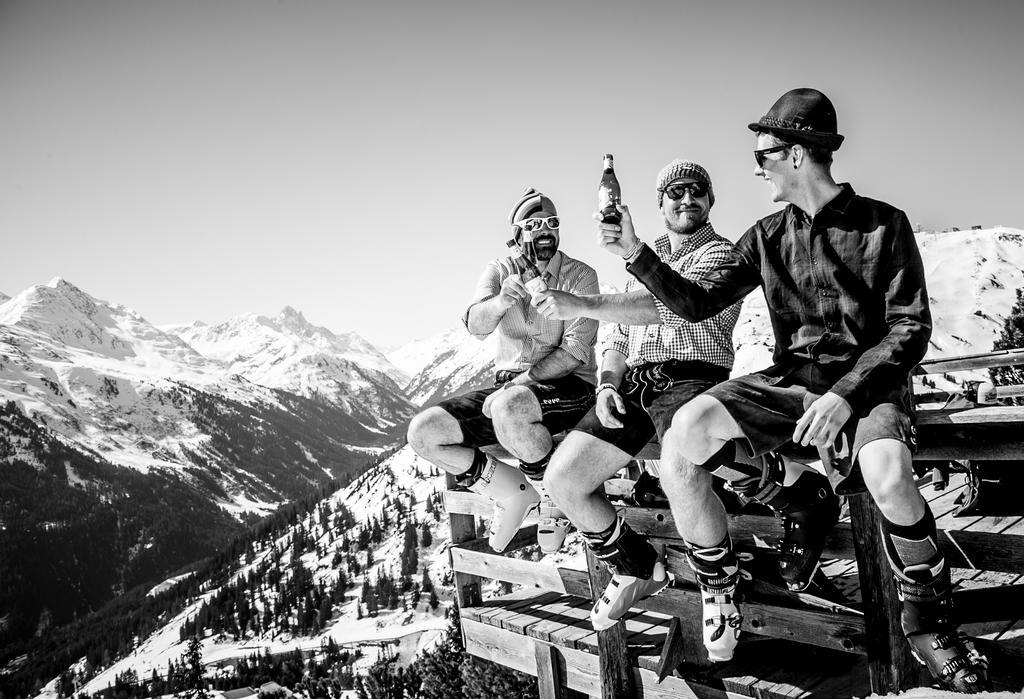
[621, 239, 644, 262]
[596, 382, 619, 396]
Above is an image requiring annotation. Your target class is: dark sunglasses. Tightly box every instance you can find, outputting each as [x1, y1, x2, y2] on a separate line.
[661, 181, 709, 201]
[754, 143, 792, 167]
[515, 216, 560, 233]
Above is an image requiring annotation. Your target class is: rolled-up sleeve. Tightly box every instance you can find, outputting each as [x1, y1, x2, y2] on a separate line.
[559, 266, 600, 364]
[461, 260, 504, 339]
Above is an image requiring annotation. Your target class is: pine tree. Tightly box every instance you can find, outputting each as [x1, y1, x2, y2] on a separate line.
[991, 287, 1024, 404]
[177, 636, 210, 699]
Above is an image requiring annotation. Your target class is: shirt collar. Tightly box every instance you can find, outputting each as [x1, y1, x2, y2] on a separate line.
[654, 222, 716, 259]
[782, 182, 857, 232]
[541, 250, 563, 282]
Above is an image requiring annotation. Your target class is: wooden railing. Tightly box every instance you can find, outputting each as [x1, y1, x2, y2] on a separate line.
[445, 349, 1024, 698]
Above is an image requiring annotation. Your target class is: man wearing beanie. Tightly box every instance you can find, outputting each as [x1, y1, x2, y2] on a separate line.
[529, 160, 745, 648]
[611, 88, 989, 692]
[407, 187, 599, 556]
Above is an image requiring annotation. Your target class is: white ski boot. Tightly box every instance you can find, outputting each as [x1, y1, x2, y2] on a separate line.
[467, 457, 540, 552]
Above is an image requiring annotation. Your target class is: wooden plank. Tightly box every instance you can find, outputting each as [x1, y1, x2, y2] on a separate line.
[632, 585, 866, 655]
[458, 524, 539, 554]
[445, 488, 499, 517]
[535, 642, 565, 699]
[447, 473, 484, 612]
[585, 543, 636, 698]
[622, 506, 1024, 574]
[450, 547, 592, 597]
[462, 618, 606, 697]
[847, 493, 921, 694]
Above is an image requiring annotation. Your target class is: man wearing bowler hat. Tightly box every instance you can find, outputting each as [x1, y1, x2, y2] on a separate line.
[598, 88, 989, 691]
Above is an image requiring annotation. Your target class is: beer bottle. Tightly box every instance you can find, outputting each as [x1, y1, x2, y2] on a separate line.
[506, 239, 547, 295]
[598, 153, 622, 224]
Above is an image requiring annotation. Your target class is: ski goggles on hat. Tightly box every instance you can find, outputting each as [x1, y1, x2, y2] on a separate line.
[660, 181, 710, 201]
[514, 216, 560, 232]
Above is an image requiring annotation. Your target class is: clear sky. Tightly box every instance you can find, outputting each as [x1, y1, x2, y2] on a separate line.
[2, 0, 1022, 348]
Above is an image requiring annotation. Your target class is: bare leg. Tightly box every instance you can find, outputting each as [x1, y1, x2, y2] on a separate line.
[858, 438, 926, 524]
[544, 431, 633, 533]
[658, 395, 746, 547]
[488, 386, 552, 463]
[406, 406, 475, 475]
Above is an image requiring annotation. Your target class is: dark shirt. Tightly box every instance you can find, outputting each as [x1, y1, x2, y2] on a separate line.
[626, 184, 932, 412]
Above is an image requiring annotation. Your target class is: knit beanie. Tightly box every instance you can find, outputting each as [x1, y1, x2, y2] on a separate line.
[508, 187, 557, 226]
[655, 160, 714, 208]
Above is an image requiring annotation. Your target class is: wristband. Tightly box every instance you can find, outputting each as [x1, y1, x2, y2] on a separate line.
[596, 382, 619, 396]
[621, 239, 644, 262]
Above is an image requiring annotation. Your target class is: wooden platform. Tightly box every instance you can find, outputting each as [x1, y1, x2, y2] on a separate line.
[445, 350, 1024, 697]
[462, 591, 870, 698]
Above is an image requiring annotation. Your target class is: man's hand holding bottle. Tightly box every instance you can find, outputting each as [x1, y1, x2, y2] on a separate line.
[595, 204, 640, 258]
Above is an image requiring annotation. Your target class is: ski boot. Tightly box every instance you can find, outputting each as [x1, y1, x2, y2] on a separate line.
[466, 457, 540, 552]
[588, 520, 670, 631]
[728, 455, 840, 591]
[897, 561, 990, 693]
[685, 536, 746, 662]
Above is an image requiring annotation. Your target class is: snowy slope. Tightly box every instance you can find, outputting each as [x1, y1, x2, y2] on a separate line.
[172, 307, 414, 431]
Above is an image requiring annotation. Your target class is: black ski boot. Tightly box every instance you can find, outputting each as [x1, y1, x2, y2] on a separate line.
[727, 457, 840, 591]
[898, 563, 990, 693]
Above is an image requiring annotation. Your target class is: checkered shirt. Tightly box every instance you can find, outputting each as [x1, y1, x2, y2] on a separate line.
[603, 224, 741, 369]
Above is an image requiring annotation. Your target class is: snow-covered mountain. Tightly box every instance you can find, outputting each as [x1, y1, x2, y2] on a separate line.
[0, 279, 413, 653]
[171, 307, 415, 433]
[388, 327, 496, 407]
[0, 291, 10, 303]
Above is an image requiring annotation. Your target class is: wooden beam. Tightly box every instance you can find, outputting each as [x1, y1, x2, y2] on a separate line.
[584, 547, 635, 698]
[622, 507, 1024, 574]
[535, 642, 565, 699]
[847, 494, 922, 694]
[635, 585, 866, 655]
[446, 474, 484, 611]
[450, 547, 592, 597]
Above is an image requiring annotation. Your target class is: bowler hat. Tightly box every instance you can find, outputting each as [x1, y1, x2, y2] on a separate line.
[748, 88, 844, 151]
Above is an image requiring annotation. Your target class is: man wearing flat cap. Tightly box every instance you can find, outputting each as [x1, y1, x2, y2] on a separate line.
[408, 187, 599, 556]
[606, 88, 989, 691]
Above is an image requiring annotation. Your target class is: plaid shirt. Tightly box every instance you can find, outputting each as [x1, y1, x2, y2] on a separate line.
[626, 184, 932, 412]
[464, 250, 599, 384]
[604, 224, 740, 370]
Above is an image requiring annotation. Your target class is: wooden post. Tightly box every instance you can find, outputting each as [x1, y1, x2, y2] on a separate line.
[848, 493, 921, 694]
[585, 547, 636, 699]
[446, 473, 483, 611]
[535, 642, 565, 699]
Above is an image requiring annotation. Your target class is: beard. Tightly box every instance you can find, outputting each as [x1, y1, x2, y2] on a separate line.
[664, 211, 707, 235]
[532, 234, 559, 260]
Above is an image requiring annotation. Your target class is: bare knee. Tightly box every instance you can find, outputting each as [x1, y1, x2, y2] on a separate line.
[407, 407, 458, 456]
[490, 386, 540, 427]
[662, 395, 733, 464]
[860, 440, 923, 519]
[659, 455, 713, 496]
